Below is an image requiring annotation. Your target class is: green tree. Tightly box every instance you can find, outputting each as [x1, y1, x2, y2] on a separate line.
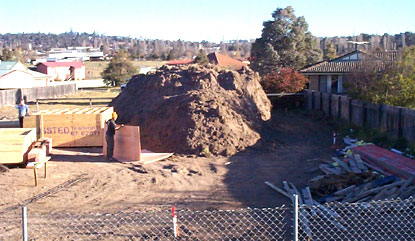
[250, 6, 322, 77]
[101, 51, 137, 87]
[345, 46, 415, 107]
[194, 50, 209, 65]
[378, 46, 415, 106]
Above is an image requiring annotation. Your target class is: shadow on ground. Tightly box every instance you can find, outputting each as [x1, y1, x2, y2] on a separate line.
[224, 109, 334, 208]
[50, 147, 113, 163]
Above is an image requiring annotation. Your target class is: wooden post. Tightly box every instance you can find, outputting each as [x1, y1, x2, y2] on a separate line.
[36, 99, 39, 112]
[398, 107, 403, 138]
[35, 114, 44, 139]
[34, 169, 38, 186]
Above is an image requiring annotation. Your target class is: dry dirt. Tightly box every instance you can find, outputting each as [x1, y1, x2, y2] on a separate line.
[111, 64, 271, 156]
[0, 110, 333, 214]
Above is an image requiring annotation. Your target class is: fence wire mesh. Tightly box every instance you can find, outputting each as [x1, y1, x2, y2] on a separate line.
[2, 198, 415, 241]
[1, 206, 290, 241]
[298, 197, 415, 241]
[0, 209, 21, 241]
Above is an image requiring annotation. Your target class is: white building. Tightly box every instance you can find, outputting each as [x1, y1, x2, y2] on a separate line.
[0, 61, 50, 89]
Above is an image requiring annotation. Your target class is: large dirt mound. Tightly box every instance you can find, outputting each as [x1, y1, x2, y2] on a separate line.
[111, 64, 271, 156]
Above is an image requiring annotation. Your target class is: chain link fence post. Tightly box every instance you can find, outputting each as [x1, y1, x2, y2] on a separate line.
[293, 194, 298, 241]
[22, 206, 28, 241]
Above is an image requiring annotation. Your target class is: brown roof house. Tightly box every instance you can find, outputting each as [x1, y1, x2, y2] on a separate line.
[300, 50, 398, 94]
[207, 52, 247, 70]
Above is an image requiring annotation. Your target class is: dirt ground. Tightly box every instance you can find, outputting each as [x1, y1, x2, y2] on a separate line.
[0, 110, 333, 214]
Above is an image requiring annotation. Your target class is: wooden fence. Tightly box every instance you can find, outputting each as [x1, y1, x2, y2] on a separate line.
[305, 90, 415, 143]
[0, 84, 77, 107]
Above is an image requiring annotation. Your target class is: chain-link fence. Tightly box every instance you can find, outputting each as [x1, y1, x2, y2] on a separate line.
[298, 197, 415, 241]
[1, 197, 414, 241]
[0, 206, 290, 241]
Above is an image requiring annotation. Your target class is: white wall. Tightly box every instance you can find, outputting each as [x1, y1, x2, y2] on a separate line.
[0, 71, 34, 89]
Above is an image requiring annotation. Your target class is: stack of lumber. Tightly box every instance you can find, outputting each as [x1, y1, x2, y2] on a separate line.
[24, 107, 113, 147]
[353, 144, 415, 180]
[0, 128, 36, 164]
[265, 181, 347, 237]
[266, 153, 415, 206]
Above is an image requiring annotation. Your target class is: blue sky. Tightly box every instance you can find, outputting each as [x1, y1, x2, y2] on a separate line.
[1, 0, 414, 42]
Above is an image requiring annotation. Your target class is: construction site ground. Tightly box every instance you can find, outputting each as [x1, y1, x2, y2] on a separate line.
[0, 109, 333, 214]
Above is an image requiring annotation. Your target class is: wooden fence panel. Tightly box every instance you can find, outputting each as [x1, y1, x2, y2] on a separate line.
[305, 90, 415, 144]
[314, 92, 321, 110]
[340, 96, 350, 122]
[366, 103, 381, 129]
[381, 105, 401, 138]
[351, 100, 364, 127]
[322, 93, 330, 115]
[306, 90, 313, 110]
[0, 84, 77, 107]
[401, 107, 415, 143]
[330, 94, 341, 118]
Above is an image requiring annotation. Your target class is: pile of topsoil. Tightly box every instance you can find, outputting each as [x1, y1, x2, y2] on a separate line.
[111, 64, 271, 156]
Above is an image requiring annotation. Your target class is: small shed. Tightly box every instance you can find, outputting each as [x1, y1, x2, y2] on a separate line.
[24, 107, 113, 147]
[0, 128, 37, 164]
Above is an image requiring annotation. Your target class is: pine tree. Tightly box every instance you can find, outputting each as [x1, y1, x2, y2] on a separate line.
[194, 50, 209, 65]
[250, 6, 322, 77]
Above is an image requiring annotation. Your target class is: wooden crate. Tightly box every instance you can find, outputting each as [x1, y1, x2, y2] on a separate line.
[24, 107, 113, 147]
[0, 128, 37, 164]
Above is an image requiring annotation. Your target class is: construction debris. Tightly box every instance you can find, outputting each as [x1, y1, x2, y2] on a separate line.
[265, 149, 415, 237]
[266, 136, 415, 206]
[111, 64, 271, 156]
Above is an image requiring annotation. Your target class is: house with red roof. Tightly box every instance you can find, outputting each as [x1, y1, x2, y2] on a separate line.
[207, 52, 247, 70]
[36, 61, 85, 81]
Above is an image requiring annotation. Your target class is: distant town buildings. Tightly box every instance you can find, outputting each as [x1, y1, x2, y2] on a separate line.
[34, 47, 104, 64]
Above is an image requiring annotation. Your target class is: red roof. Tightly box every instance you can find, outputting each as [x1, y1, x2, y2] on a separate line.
[39, 61, 85, 68]
[166, 59, 194, 65]
[207, 52, 247, 70]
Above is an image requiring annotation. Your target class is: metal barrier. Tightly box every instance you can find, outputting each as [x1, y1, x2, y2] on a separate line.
[1, 197, 414, 240]
[35, 97, 114, 111]
[1, 206, 289, 240]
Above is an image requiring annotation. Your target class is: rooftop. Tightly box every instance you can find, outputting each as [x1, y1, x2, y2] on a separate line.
[38, 61, 85, 68]
[0, 61, 17, 76]
[300, 50, 399, 74]
[207, 52, 247, 70]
